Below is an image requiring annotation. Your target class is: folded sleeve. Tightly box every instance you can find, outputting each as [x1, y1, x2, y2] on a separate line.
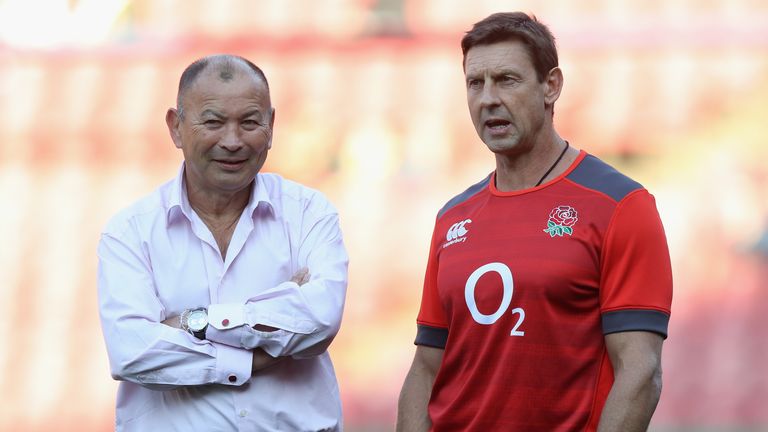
[205, 211, 349, 359]
[98, 227, 253, 389]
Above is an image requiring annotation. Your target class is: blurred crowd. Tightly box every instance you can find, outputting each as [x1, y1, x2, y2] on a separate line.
[0, 1, 766, 430]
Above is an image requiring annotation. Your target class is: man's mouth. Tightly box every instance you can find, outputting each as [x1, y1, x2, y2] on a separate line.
[485, 119, 510, 130]
[214, 159, 247, 170]
[485, 119, 511, 133]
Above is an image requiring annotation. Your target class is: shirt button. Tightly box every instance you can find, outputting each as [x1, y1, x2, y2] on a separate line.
[228, 375, 237, 383]
[222, 319, 230, 327]
[239, 409, 248, 417]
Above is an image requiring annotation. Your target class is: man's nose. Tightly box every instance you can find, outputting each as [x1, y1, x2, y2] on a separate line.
[478, 83, 501, 108]
[219, 124, 244, 151]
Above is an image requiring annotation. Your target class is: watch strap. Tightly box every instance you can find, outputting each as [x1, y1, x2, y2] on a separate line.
[180, 309, 191, 332]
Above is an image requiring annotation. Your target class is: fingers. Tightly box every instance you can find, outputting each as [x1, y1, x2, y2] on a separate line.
[290, 267, 310, 285]
[252, 348, 283, 374]
[162, 316, 181, 328]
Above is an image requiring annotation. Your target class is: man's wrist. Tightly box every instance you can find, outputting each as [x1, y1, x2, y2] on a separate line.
[179, 309, 191, 330]
[182, 307, 209, 340]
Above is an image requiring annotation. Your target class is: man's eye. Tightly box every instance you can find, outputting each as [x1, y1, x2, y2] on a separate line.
[468, 79, 482, 89]
[204, 119, 222, 127]
[500, 76, 518, 84]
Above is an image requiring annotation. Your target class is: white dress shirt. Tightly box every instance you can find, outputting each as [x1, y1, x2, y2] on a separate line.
[97, 165, 348, 431]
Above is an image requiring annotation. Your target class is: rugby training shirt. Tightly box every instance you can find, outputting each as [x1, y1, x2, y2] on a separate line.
[416, 150, 672, 431]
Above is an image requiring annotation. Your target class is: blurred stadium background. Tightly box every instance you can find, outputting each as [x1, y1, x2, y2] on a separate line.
[0, 0, 766, 431]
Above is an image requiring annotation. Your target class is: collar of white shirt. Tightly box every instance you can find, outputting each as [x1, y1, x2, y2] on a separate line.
[165, 163, 276, 227]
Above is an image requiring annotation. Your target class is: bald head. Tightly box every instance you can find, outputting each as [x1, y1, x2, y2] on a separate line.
[176, 54, 270, 119]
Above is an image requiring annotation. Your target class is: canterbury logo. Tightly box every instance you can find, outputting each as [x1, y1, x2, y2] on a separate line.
[444, 219, 472, 248]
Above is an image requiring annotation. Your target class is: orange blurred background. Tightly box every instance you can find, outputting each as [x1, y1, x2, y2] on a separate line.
[1, 1, 767, 431]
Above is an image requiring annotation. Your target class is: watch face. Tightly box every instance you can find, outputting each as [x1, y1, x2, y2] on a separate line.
[188, 310, 208, 331]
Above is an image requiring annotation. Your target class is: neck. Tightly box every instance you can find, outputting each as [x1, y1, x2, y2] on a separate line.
[185, 181, 252, 261]
[188, 186, 250, 219]
[494, 132, 573, 192]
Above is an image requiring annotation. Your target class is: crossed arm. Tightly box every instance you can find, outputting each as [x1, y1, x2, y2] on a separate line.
[161, 268, 311, 374]
[97, 211, 347, 389]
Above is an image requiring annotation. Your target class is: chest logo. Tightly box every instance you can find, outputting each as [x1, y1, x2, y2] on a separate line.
[444, 219, 472, 248]
[543, 205, 578, 237]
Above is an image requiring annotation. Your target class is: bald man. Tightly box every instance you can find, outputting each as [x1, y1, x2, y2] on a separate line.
[98, 55, 348, 431]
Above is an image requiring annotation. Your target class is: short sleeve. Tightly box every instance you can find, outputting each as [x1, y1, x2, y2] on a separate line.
[415, 221, 449, 348]
[600, 189, 673, 338]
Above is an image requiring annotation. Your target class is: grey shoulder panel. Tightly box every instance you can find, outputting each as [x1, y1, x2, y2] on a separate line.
[437, 174, 492, 218]
[566, 155, 643, 202]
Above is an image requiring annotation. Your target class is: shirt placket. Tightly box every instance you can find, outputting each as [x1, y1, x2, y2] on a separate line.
[187, 212, 225, 304]
[229, 210, 266, 431]
[200, 240, 223, 304]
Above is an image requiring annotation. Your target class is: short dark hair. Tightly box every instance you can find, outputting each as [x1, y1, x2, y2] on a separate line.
[461, 12, 558, 83]
[176, 54, 270, 118]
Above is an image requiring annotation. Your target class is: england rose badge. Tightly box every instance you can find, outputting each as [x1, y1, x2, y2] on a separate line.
[543, 205, 578, 237]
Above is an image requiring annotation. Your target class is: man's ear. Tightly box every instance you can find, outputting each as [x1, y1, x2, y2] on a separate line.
[543, 67, 563, 107]
[166, 108, 183, 149]
[267, 107, 276, 150]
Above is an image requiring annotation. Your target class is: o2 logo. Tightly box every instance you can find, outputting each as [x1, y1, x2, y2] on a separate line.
[464, 262, 525, 336]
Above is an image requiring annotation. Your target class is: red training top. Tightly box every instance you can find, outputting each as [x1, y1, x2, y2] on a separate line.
[416, 150, 673, 431]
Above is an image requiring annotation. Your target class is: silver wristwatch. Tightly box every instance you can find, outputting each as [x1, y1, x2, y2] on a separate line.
[181, 307, 208, 340]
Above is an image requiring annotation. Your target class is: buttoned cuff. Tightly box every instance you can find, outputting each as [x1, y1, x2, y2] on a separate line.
[215, 343, 252, 386]
[243, 329, 293, 357]
[246, 281, 318, 334]
[207, 303, 249, 348]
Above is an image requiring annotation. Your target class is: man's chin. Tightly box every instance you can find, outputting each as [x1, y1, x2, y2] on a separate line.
[209, 175, 255, 193]
[484, 138, 517, 153]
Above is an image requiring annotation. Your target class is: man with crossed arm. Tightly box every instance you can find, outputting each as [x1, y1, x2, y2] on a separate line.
[98, 54, 348, 431]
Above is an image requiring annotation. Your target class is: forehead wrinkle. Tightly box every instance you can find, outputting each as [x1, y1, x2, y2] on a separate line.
[194, 99, 268, 121]
[180, 71, 272, 123]
[466, 47, 532, 78]
[240, 108, 266, 118]
[199, 108, 224, 118]
[176, 55, 272, 117]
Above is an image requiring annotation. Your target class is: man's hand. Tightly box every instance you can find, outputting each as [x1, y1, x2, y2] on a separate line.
[250, 269, 310, 373]
[251, 268, 311, 332]
[163, 315, 181, 328]
[252, 348, 282, 374]
[291, 267, 310, 285]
